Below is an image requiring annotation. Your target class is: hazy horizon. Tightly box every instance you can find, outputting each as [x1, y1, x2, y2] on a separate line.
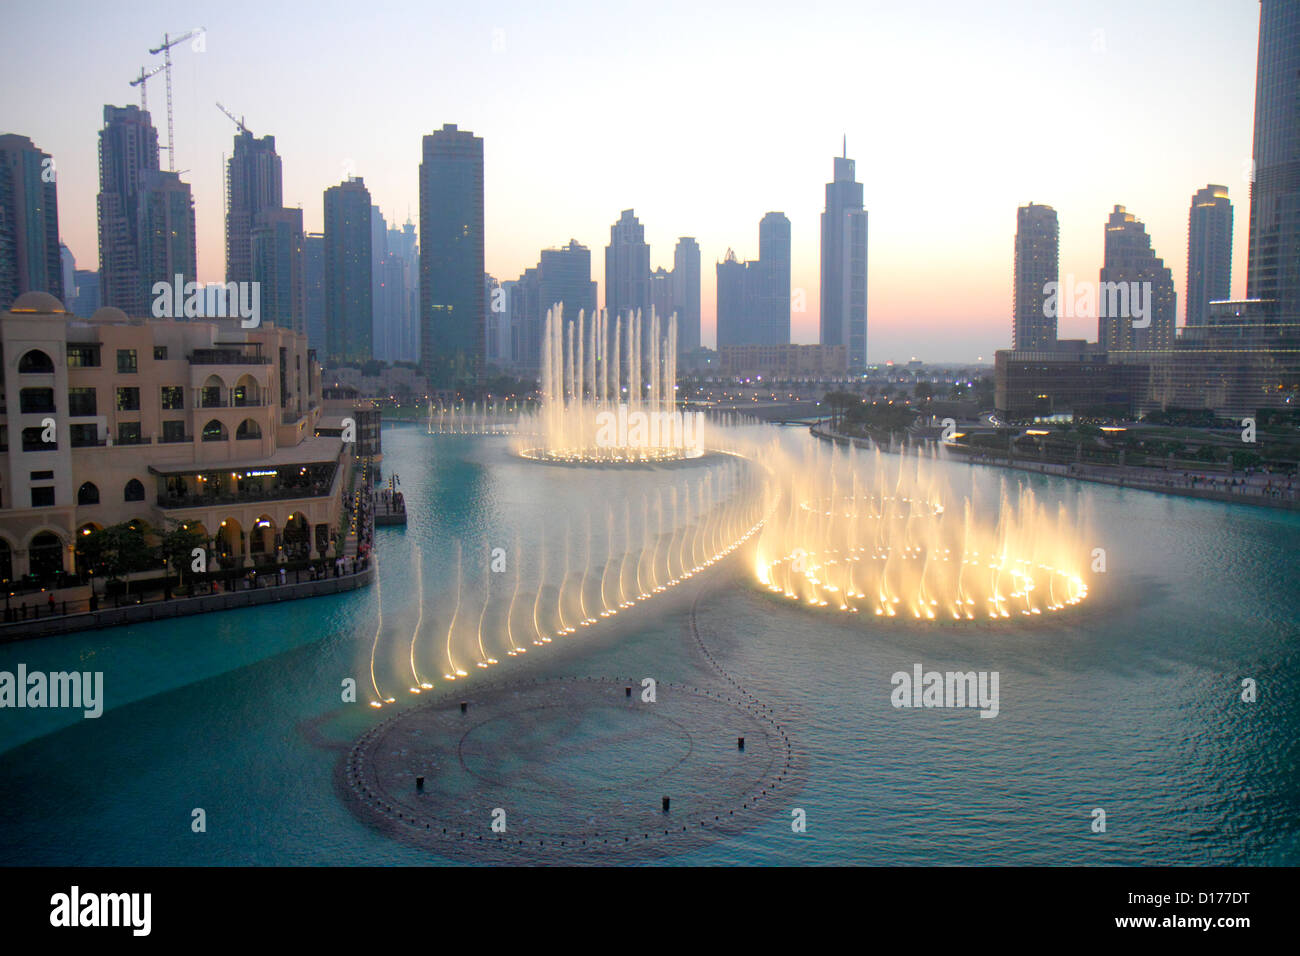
[1, 0, 1262, 363]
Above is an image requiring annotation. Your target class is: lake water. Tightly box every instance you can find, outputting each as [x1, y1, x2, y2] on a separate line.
[2, 423, 1296, 865]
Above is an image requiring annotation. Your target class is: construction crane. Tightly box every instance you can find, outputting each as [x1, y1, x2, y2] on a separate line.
[215, 102, 250, 136]
[148, 27, 205, 171]
[129, 63, 165, 111]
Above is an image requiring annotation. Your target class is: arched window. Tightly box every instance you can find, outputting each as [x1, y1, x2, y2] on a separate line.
[124, 479, 145, 502]
[18, 350, 54, 373]
[0, 538, 12, 583]
[236, 419, 262, 440]
[77, 482, 100, 505]
[201, 419, 227, 442]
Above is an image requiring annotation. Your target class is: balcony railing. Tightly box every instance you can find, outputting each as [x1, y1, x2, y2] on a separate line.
[158, 433, 193, 444]
[189, 349, 271, 365]
[197, 397, 268, 409]
[157, 483, 333, 508]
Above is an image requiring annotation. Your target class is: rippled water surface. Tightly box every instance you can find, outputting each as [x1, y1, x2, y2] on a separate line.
[1, 424, 1296, 865]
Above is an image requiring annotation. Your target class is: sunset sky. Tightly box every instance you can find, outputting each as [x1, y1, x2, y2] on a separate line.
[2, 0, 1262, 362]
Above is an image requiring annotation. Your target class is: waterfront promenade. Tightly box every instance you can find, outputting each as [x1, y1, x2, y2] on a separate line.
[812, 424, 1300, 512]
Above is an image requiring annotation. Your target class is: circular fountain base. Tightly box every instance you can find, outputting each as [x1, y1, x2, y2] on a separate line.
[514, 446, 714, 468]
[339, 676, 801, 862]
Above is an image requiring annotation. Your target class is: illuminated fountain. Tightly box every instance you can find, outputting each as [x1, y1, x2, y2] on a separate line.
[517, 305, 703, 463]
[365, 458, 770, 706]
[752, 440, 1089, 621]
[427, 399, 520, 435]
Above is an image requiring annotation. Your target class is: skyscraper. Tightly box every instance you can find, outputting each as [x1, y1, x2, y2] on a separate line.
[650, 266, 673, 322]
[605, 209, 651, 322]
[387, 218, 419, 360]
[758, 212, 792, 345]
[1012, 202, 1059, 350]
[71, 269, 99, 318]
[225, 131, 283, 285]
[540, 239, 597, 325]
[716, 213, 791, 347]
[820, 143, 868, 368]
[419, 123, 484, 388]
[137, 170, 197, 308]
[304, 232, 325, 352]
[251, 206, 305, 334]
[97, 105, 160, 316]
[716, 250, 747, 349]
[1246, 0, 1300, 316]
[370, 205, 390, 359]
[1098, 205, 1176, 352]
[59, 243, 75, 306]
[505, 240, 596, 373]
[1186, 186, 1232, 327]
[484, 273, 510, 366]
[324, 178, 373, 363]
[672, 237, 701, 352]
[0, 134, 61, 307]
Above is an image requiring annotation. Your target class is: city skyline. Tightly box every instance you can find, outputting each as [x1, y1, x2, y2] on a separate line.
[1, 0, 1262, 362]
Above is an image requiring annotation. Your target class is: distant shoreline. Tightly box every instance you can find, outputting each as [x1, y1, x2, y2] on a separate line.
[811, 425, 1300, 513]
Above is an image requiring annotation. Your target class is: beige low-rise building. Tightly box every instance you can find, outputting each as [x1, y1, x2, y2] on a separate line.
[0, 291, 347, 587]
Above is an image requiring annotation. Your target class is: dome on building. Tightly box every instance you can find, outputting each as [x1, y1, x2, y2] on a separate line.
[7, 291, 67, 315]
[89, 306, 130, 324]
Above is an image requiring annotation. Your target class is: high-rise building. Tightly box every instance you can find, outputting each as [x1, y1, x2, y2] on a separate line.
[251, 206, 305, 334]
[507, 267, 540, 371]
[387, 218, 419, 361]
[369, 205, 390, 360]
[716, 250, 747, 349]
[1186, 186, 1232, 328]
[672, 237, 701, 352]
[504, 239, 596, 373]
[419, 123, 484, 388]
[539, 239, 596, 325]
[59, 243, 75, 306]
[605, 209, 651, 323]
[71, 269, 99, 318]
[650, 266, 673, 323]
[0, 134, 62, 308]
[1013, 202, 1059, 349]
[716, 213, 791, 348]
[323, 178, 373, 363]
[1246, 0, 1300, 314]
[97, 105, 160, 316]
[225, 131, 283, 285]
[758, 212, 791, 345]
[819, 143, 868, 368]
[484, 273, 510, 366]
[304, 232, 325, 353]
[137, 170, 197, 309]
[1098, 205, 1176, 352]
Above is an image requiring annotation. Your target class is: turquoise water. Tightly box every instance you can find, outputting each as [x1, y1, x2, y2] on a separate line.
[1, 423, 1297, 865]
